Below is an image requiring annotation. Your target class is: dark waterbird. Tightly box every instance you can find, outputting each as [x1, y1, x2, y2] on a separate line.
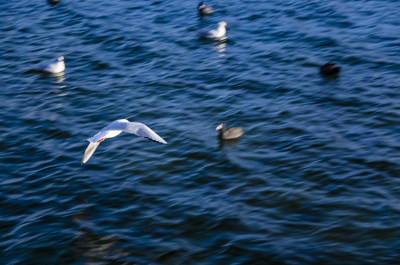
[216, 123, 244, 140]
[198, 2, 214, 16]
[320, 62, 341, 77]
[48, 0, 60, 6]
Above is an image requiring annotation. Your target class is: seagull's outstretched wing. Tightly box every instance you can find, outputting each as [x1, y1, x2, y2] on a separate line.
[81, 142, 100, 165]
[124, 122, 167, 144]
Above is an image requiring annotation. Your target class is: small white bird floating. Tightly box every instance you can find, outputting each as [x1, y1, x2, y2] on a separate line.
[198, 21, 227, 40]
[34, 56, 65, 74]
[81, 119, 167, 165]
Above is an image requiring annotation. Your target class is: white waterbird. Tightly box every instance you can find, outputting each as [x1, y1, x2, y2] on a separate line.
[81, 119, 167, 165]
[34, 56, 65, 74]
[198, 21, 227, 40]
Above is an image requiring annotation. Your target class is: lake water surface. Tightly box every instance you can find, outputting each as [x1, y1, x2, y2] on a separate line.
[1, 0, 400, 264]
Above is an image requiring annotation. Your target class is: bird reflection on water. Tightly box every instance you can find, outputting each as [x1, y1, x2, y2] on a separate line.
[71, 227, 130, 264]
[49, 72, 65, 84]
[70, 210, 131, 264]
[213, 40, 226, 57]
[218, 138, 240, 150]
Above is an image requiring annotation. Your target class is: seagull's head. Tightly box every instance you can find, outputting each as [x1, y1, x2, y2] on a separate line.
[198, 2, 204, 8]
[58, 56, 64, 62]
[218, 21, 227, 28]
[216, 123, 225, 131]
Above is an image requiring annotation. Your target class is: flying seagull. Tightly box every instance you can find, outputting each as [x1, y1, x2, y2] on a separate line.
[81, 119, 167, 165]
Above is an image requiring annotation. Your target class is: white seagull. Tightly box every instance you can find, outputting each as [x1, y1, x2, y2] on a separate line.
[81, 119, 167, 165]
[34, 56, 65, 74]
[199, 21, 227, 40]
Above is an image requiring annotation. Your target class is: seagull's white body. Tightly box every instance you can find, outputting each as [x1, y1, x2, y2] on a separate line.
[34, 56, 65, 74]
[199, 21, 227, 40]
[81, 119, 167, 165]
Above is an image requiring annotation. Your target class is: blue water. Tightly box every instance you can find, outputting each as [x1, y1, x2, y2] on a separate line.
[1, 0, 400, 264]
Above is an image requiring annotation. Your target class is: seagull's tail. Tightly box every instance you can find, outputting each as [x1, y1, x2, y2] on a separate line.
[81, 142, 100, 165]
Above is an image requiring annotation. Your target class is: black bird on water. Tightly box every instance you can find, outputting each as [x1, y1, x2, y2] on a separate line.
[48, 0, 60, 6]
[198, 2, 214, 16]
[320, 63, 341, 77]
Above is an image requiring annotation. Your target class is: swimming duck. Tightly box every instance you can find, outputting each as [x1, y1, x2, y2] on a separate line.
[198, 2, 214, 16]
[320, 63, 340, 77]
[216, 123, 244, 140]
